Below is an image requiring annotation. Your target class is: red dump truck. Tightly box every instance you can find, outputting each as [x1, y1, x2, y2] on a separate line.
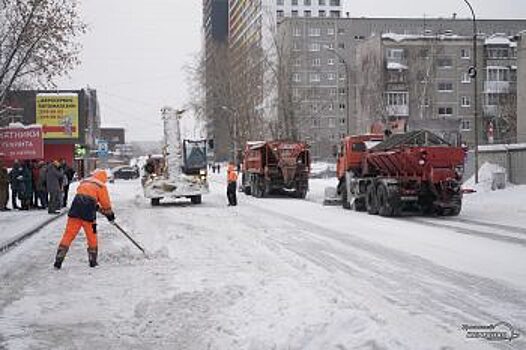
[242, 141, 311, 198]
[335, 130, 465, 216]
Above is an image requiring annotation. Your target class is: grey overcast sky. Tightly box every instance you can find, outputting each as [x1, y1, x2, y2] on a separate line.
[57, 1, 526, 141]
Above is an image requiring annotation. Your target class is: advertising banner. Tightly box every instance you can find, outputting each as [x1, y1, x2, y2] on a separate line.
[0, 126, 44, 160]
[36, 94, 79, 139]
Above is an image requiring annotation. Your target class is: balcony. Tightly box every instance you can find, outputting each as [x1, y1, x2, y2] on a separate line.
[386, 105, 409, 117]
[483, 105, 498, 116]
[484, 81, 512, 93]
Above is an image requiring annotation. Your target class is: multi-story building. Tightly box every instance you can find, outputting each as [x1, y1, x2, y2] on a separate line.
[278, 17, 526, 158]
[517, 33, 526, 143]
[275, 0, 344, 20]
[203, 0, 230, 160]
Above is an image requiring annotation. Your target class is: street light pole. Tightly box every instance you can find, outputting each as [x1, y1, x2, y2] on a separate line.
[463, 0, 479, 184]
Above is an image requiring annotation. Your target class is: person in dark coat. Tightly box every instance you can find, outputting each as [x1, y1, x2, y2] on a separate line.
[0, 159, 9, 211]
[36, 161, 48, 209]
[9, 160, 24, 210]
[60, 159, 75, 208]
[46, 160, 64, 214]
[20, 161, 33, 210]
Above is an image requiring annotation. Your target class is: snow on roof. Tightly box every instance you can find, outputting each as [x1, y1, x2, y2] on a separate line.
[486, 65, 513, 70]
[484, 35, 512, 46]
[478, 143, 526, 152]
[381, 32, 468, 42]
[5, 122, 42, 129]
[387, 61, 408, 70]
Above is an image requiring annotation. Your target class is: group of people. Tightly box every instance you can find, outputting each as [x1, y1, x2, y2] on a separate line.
[0, 158, 75, 214]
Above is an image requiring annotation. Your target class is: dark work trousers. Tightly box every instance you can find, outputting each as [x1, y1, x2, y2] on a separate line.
[63, 185, 70, 207]
[227, 182, 237, 206]
[48, 191, 61, 213]
[11, 189, 19, 209]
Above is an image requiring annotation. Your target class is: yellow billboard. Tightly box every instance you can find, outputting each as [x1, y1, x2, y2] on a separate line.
[36, 94, 79, 139]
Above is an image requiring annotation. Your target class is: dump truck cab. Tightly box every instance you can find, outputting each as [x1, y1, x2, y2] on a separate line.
[336, 134, 384, 179]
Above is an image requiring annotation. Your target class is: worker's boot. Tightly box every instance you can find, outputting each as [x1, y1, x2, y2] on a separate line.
[53, 245, 69, 270]
[87, 247, 98, 268]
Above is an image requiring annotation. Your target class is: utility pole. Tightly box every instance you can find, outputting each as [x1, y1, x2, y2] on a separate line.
[463, 0, 479, 184]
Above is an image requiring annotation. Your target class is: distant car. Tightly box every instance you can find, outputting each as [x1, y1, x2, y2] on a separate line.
[112, 166, 140, 180]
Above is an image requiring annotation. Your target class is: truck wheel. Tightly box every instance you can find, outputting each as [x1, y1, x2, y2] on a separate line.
[190, 195, 202, 205]
[151, 198, 161, 206]
[296, 188, 307, 199]
[377, 184, 400, 217]
[352, 198, 367, 212]
[366, 185, 378, 215]
[341, 182, 351, 209]
[244, 186, 252, 196]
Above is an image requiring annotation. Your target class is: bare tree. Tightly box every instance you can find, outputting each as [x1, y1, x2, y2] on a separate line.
[0, 0, 86, 106]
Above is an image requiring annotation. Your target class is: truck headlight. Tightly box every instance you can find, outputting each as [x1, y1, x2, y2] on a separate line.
[199, 169, 206, 175]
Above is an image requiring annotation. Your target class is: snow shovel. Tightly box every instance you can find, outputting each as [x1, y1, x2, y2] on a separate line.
[110, 222, 147, 256]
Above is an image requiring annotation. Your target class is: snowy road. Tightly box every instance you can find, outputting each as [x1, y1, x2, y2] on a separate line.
[1, 176, 525, 349]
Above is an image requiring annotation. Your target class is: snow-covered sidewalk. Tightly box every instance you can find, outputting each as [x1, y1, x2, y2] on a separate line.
[0, 210, 66, 251]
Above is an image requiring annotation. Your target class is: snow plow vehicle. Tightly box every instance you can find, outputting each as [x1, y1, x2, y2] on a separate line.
[333, 130, 465, 216]
[142, 107, 209, 206]
[241, 141, 311, 198]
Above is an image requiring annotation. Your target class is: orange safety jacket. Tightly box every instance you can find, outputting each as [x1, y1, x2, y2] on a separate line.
[227, 165, 238, 183]
[68, 170, 112, 222]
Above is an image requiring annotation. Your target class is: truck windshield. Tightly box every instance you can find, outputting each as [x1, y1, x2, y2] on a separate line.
[184, 140, 207, 170]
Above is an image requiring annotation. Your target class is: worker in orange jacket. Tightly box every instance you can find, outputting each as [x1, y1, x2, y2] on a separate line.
[53, 169, 115, 269]
[227, 162, 238, 206]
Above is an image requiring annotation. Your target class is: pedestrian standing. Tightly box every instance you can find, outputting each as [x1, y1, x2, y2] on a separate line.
[31, 160, 40, 208]
[0, 159, 10, 211]
[226, 161, 238, 206]
[60, 159, 75, 208]
[53, 169, 115, 269]
[36, 161, 48, 209]
[20, 161, 33, 210]
[9, 160, 23, 210]
[46, 160, 64, 214]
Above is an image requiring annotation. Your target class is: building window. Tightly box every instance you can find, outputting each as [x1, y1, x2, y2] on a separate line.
[328, 58, 335, 65]
[437, 57, 453, 68]
[319, 0, 326, 4]
[304, 0, 312, 5]
[487, 67, 509, 81]
[461, 48, 470, 59]
[340, 118, 346, 125]
[438, 107, 453, 116]
[326, 43, 334, 50]
[461, 96, 471, 107]
[293, 73, 301, 82]
[487, 48, 509, 59]
[328, 103, 334, 111]
[293, 42, 301, 51]
[386, 92, 408, 106]
[292, 0, 298, 5]
[438, 82, 454, 92]
[387, 48, 405, 60]
[319, 10, 326, 17]
[308, 43, 320, 51]
[327, 72, 336, 80]
[311, 104, 318, 112]
[337, 28, 345, 34]
[312, 58, 321, 66]
[327, 27, 335, 35]
[293, 88, 300, 98]
[461, 72, 471, 83]
[330, 10, 341, 18]
[293, 27, 302, 36]
[338, 87, 346, 95]
[338, 42, 345, 49]
[339, 103, 346, 110]
[461, 119, 472, 130]
[338, 73, 345, 80]
[294, 58, 301, 66]
[304, 10, 312, 17]
[329, 88, 337, 96]
[291, 10, 299, 17]
[277, 10, 284, 18]
[277, 0, 284, 5]
[330, 0, 341, 5]
[486, 93, 501, 106]
[310, 73, 320, 82]
[309, 27, 321, 37]
[328, 117, 336, 127]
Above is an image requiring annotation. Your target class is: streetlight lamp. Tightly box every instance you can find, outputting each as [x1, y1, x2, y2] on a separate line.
[325, 45, 351, 136]
[221, 105, 238, 164]
[463, 0, 479, 184]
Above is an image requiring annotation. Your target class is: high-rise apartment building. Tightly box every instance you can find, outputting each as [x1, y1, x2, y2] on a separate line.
[203, 0, 230, 160]
[278, 17, 526, 158]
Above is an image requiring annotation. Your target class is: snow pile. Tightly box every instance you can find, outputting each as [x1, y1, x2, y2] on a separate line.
[387, 61, 408, 70]
[310, 162, 336, 179]
[464, 162, 510, 193]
